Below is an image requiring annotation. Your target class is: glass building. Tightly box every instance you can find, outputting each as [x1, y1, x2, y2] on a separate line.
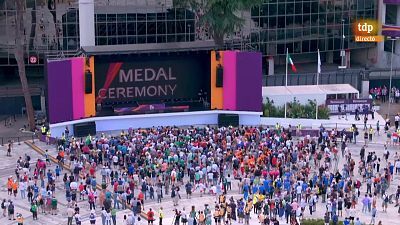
[62, 7, 195, 51]
[250, 0, 376, 56]
[0, 0, 378, 70]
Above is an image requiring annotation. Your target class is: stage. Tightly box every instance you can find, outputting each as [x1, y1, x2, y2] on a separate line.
[46, 50, 262, 138]
[49, 110, 262, 138]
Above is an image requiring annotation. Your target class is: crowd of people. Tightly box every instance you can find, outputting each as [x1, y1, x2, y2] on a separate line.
[3, 121, 400, 225]
[370, 86, 400, 103]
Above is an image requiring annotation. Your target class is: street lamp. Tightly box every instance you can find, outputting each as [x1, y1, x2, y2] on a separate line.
[387, 36, 400, 118]
[188, 24, 191, 42]
[339, 19, 346, 69]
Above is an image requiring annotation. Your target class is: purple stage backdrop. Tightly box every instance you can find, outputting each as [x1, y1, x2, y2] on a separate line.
[382, 25, 400, 38]
[47, 60, 74, 123]
[384, 0, 400, 4]
[236, 52, 262, 112]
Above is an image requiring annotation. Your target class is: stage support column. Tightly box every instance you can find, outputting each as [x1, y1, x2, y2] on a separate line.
[40, 88, 46, 113]
[267, 56, 274, 75]
[211, 51, 224, 110]
[361, 80, 370, 98]
[84, 56, 96, 117]
[79, 0, 95, 47]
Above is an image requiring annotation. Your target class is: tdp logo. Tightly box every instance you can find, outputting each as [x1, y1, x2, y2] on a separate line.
[358, 22, 373, 34]
[353, 19, 383, 42]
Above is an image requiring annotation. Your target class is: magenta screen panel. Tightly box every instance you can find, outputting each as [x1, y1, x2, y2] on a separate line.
[47, 59, 74, 123]
[222, 51, 237, 110]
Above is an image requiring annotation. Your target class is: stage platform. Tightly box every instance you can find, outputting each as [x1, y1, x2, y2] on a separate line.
[49, 110, 262, 138]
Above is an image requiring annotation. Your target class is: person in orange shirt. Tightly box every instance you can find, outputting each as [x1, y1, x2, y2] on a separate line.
[12, 180, 18, 197]
[7, 177, 13, 196]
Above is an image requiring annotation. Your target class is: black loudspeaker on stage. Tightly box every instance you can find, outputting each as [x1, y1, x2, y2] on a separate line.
[218, 114, 239, 127]
[73, 122, 96, 137]
[85, 71, 93, 94]
[216, 65, 223, 87]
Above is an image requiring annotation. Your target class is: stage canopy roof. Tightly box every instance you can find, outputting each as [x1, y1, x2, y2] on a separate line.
[262, 84, 359, 106]
[263, 84, 359, 96]
[81, 41, 219, 55]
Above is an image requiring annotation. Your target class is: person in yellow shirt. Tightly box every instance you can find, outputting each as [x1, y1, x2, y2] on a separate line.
[41, 125, 46, 135]
[46, 130, 51, 145]
[158, 207, 164, 225]
[369, 125, 374, 142]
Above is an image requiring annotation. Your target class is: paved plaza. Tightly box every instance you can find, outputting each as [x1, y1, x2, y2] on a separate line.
[0, 116, 399, 225]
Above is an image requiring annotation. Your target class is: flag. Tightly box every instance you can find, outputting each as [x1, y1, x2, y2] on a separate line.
[287, 53, 297, 72]
[317, 49, 321, 74]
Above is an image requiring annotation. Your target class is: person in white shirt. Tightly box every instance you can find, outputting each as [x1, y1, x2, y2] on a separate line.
[19, 181, 26, 199]
[113, 155, 119, 169]
[126, 213, 135, 225]
[67, 207, 75, 225]
[106, 210, 112, 225]
[74, 212, 82, 225]
[396, 160, 400, 174]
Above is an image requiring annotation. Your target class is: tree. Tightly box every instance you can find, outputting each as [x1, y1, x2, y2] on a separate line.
[174, 0, 263, 46]
[15, 0, 35, 131]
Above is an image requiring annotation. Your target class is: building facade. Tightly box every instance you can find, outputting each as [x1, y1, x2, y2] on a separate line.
[0, 0, 379, 79]
[377, 0, 400, 69]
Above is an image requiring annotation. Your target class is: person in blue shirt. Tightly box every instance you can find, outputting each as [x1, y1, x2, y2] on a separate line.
[332, 214, 338, 225]
[47, 170, 53, 183]
[243, 183, 249, 200]
[389, 163, 394, 176]
[275, 179, 282, 189]
[252, 185, 258, 195]
[302, 182, 308, 192]
[284, 179, 291, 191]
[91, 178, 97, 190]
[128, 165, 134, 175]
[258, 185, 265, 195]
[284, 171, 291, 179]
[339, 179, 345, 190]
[263, 179, 270, 189]
[33, 185, 39, 199]
[55, 166, 61, 180]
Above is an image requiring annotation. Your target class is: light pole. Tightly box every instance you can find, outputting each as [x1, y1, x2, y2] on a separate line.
[388, 37, 399, 118]
[188, 24, 191, 42]
[339, 19, 346, 69]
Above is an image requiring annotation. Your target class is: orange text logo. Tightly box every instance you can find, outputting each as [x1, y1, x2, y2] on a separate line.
[353, 19, 384, 42]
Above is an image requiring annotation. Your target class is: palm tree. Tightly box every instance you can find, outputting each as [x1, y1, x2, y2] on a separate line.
[15, 0, 35, 131]
[174, 0, 263, 46]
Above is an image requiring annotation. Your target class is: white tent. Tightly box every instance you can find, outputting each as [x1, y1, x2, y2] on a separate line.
[262, 84, 359, 107]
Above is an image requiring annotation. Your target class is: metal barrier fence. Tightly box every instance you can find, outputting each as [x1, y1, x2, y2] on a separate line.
[0, 133, 37, 146]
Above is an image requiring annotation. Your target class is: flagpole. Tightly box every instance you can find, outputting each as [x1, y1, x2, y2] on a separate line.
[317, 49, 320, 86]
[316, 49, 320, 120]
[285, 48, 288, 118]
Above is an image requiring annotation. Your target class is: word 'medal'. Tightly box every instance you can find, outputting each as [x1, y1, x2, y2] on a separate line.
[119, 67, 176, 83]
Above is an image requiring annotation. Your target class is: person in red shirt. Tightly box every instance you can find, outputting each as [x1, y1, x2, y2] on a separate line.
[147, 208, 155, 225]
[138, 191, 144, 210]
[78, 182, 85, 200]
[89, 166, 96, 177]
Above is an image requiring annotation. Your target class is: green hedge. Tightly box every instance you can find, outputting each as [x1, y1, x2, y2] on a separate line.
[262, 98, 330, 119]
[301, 219, 346, 225]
